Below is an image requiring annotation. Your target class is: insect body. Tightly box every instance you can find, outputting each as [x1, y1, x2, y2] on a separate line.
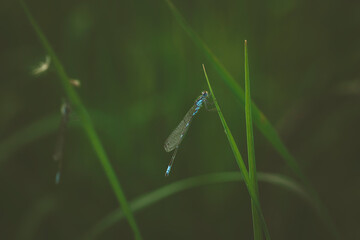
[53, 100, 71, 184]
[164, 91, 210, 176]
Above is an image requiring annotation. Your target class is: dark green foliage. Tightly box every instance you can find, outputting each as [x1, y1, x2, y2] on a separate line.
[0, 0, 357, 239]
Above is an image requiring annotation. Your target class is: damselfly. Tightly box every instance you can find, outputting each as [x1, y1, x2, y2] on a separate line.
[164, 90, 211, 176]
[53, 100, 71, 184]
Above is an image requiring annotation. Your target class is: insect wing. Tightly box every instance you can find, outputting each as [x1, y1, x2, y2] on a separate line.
[164, 105, 196, 152]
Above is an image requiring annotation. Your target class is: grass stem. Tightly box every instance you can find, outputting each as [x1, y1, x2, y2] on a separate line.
[20, 2, 143, 239]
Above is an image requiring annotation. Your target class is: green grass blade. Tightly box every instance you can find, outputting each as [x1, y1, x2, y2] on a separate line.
[202, 64, 271, 240]
[83, 172, 310, 240]
[165, 0, 304, 188]
[244, 40, 262, 240]
[16, 196, 57, 240]
[0, 113, 59, 167]
[165, 1, 340, 238]
[20, 2, 143, 239]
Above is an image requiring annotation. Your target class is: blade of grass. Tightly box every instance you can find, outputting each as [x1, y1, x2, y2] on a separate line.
[83, 172, 311, 240]
[202, 64, 271, 240]
[165, 0, 305, 187]
[0, 113, 59, 167]
[0, 100, 158, 176]
[20, 2, 143, 239]
[16, 196, 57, 240]
[0, 97, 157, 168]
[244, 40, 262, 240]
[165, 1, 340, 238]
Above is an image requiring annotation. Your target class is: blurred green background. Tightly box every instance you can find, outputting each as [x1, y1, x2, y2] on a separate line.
[1, 0, 359, 239]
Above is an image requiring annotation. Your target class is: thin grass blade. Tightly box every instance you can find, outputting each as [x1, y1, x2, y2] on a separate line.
[20, 2, 142, 239]
[16, 196, 57, 240]
[165, 1, 340, 238]
[0, 113, 59, 167]
[202, 64, 271, 240]
[244, 40, 262, 240]
[165, 0, 305, 187]
[83, 172, 310, 240]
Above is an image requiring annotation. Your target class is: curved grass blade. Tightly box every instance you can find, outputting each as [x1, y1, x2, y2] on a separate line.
[83, 172, 310, 240]
[0, 97, 157, 169]
[164, 0, 305, 189]
[244, 40, 262, 240]
[0, 113, 59, 167]
[202, 64, 271, 240]
[20, 2, 142, 239]
[165, 1, 340, 238]
[16, 196, 57, 240]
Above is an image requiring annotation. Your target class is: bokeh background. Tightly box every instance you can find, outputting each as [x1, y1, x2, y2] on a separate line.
[1, 0, 359, 239]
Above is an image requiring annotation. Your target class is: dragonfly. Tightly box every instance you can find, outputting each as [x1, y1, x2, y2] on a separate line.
[53, 100, 71, 184]
[164, 90, 211, 176]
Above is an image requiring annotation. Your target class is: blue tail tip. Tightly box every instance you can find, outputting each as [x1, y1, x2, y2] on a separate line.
[165, 166, 171, 177]
[55, 172, 61, 184]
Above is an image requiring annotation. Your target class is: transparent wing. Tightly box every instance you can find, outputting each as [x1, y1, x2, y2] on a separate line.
[53, 101, 71, 184]
[164, 105, 196, 152]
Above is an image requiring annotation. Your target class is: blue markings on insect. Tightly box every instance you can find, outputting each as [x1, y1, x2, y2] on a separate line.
[192, 101, 203, 116]
[163, 90, 210, 176]
[165, 166, 171, 176]
[55, 171, 61, 184]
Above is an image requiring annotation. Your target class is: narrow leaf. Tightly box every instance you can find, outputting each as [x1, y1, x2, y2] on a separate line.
[244, 40, 262, 240]
[202, 64, 271, 240]
[20, 2, 142, 239]
[165, 0, 304, 188]
[83, 172, 310, 240]
[165, 1, 340, 238]
[0, 114, 59, 167]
